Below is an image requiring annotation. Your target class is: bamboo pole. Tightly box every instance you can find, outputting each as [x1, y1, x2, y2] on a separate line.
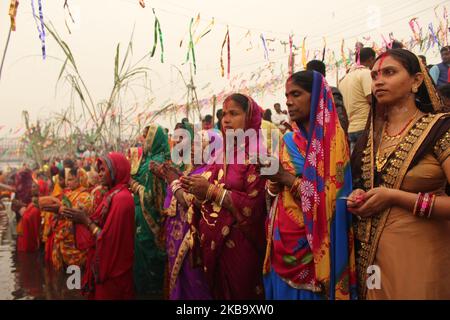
[0, 26, 13, 83]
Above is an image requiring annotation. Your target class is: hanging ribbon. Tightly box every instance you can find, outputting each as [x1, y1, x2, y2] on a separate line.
[428, 23, 439, 47]
[31, 0, 46, 59]
[301, 37, 307, 68]
[180, 13, 200, 48]
[444, 7, 449, 46]
[220, 27, 230, 78]
[260, 34, 269, 60]
[227, 28, 231, 79]
[195, 18, 215, 44]
[150, 9, 164, 63]
[185, 18, 197, 74]
[288, 34, 294, 76]
[9, 0, 19, 31]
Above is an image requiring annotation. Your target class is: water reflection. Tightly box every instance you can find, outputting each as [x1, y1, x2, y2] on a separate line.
[0, 204, 84, 300]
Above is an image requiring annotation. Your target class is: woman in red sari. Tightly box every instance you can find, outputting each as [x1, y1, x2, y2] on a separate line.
[181, 93, 267, 299]
[17, 182, 42, 252]
[64, 152, 135, 300]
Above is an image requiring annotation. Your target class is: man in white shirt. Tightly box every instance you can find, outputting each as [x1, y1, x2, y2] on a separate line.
[272, 103, 290, 132]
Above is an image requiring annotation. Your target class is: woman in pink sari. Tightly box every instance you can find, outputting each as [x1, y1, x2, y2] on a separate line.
[181, 93, 267, 299]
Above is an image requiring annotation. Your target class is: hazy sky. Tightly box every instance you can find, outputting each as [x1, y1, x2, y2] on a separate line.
[0, 0, 447, 137]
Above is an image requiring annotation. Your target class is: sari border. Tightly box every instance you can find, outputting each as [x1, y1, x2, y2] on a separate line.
[169, 230, 192, 295]
[357, 113, 446, 299]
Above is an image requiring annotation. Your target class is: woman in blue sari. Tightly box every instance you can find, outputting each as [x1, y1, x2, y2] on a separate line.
[263, 71, 357, 300]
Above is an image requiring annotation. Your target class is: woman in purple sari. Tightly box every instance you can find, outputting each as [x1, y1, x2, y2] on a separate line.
[151, 130, 218, 300]
[180, 94, 267, 300]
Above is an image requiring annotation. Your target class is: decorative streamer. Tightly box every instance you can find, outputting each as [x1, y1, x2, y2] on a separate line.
[220, 27, 230, 78]
[31, 0, 46, 59]
[180, 13, 200, 48]
[260, 34, 269, 60]
[428, 23, 439, 48]
[301, 37, 307, 68]
[195, 18, 215, 44]
[9, 0, 19, 31]
[227, 28, 230, 79]
[185, 18, 197, 74]
[150, 9, 164, 63]
[444, 7, 449, 46]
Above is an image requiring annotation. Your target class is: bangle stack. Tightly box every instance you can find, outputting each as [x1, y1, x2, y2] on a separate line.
[413, 192, 436, 218]
[290, 177, 302, 199]
[266, 181, 279, 197]
[170, 179, 182, 194]
[205, 184, 228, 207]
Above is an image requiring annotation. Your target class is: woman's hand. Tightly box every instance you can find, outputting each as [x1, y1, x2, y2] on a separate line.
[61, 207, 90, 225]
[160, 163, 181, 184]
[346, 189, 367, 209]
[180, 175, 210, 201]
[149, 161, 165, 179]
[41, 204, 60, 213]
[348, 187, 394, 218]
[259, 156, 295, 187]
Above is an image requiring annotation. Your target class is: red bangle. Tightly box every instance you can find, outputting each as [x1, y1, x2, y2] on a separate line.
[413, 193, 425, 216]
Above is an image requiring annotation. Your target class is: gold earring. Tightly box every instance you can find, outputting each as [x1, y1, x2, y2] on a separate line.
[412, 86, 418, 93]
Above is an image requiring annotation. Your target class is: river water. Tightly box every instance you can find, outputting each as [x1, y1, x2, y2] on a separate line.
[0, 201, 84, 300]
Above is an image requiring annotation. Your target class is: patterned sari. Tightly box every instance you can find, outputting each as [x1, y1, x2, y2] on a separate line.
[163, 129, 221, 300]
[264, 71, 357, 300]
[52, 170, 93, 271]
[130, 124, 170, 296]
[191, 96, 267, 300]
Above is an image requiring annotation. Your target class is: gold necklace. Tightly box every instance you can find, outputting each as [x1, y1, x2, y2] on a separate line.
[376, 111, 420, 172]
[383, 109, 419, 140]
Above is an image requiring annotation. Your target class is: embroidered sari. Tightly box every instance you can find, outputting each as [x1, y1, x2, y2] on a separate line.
[264, 72, 357, 300]
[355, 112, 450, 299]
[130, 124, 170, 296]
[191, 96, 267, 300]
[163, 130, 215, 300]
[52, 171, 93, 271]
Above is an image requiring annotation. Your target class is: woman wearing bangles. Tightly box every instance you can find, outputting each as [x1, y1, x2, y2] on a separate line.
[263, 71, 357, 300]
[180, 93, 267, 299]
[150, 130, 218, 300]
[64, 152, 135, 299]
[350, 49, 450, 300]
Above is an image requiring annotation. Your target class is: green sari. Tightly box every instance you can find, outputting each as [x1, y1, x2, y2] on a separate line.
[130, 124, 170, 297]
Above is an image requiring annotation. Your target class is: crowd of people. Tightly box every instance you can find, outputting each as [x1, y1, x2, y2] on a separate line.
[0, 47, 449, 300]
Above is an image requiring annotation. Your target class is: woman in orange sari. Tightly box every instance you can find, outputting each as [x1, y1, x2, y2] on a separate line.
[51, 168, 93, 270]
[350, 49, 450, 299]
